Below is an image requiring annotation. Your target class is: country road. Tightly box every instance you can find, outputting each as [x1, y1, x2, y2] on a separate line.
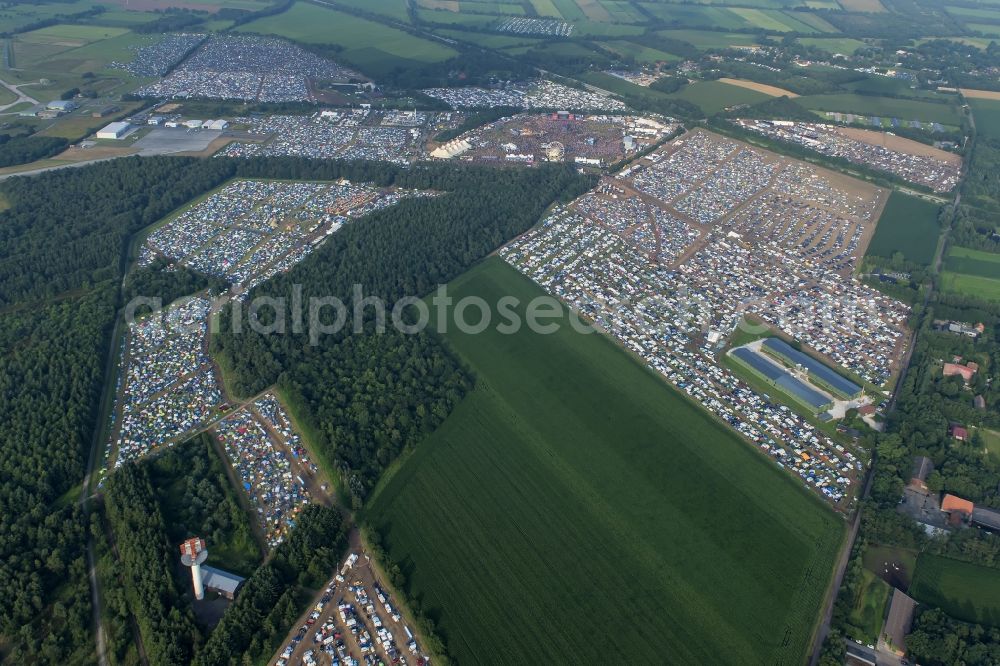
[808, 177, 962, 665]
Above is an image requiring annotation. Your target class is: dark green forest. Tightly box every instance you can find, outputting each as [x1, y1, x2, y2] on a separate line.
[0, 154, 591, 661]
[104, 462, 203, 666]
[213, 161, 594, 501]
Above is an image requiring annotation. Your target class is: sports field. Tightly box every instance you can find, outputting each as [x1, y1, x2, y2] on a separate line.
[798, 93, 963, 125]
[910, 553, 1000, 626]
[969, 98, 1000, 140]
[237, 2, 458, 73]
[866, 192, 940, 266]
[798, 36, 866, 54]
[366, 258, 845, 666]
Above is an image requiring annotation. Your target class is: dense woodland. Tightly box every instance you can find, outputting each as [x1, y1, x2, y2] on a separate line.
[104, 463, 203, 666]
[123, 258, 227, 312]
[149, 435, 260, 576]
[0, 157, 236, 663]
[213, 161, 594, 501]
[0, 153, 590, 660]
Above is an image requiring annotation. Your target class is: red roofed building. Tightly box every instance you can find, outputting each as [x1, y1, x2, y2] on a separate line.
[950, 424, 969, 441]
[942, 494, 974, 519]
[943, 362, 978, 383]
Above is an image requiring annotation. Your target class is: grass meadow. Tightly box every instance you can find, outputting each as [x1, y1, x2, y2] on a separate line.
[237, 1, 458, 75]
[910, 554, 1000, 627]
[366, 257, 845, 666]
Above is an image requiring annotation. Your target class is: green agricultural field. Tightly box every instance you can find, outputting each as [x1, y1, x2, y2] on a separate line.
[966, 22, 1000, 36]
[910, 553, 1000, 627]
[0, 0, 91, 34]
[946, 5, 1000, 20]
[542, 0, 577, 19]
[941, 271, 1000, 300]
[640, 3, 747, 28]
[798, 93, 963, 124]
[657, 28, 760, 49]
[944, 246, 1000, 280]
[417, 8, 495, 26]
[792, 10, 838, 32]
[798, 36, 867, 54]
[366, 257, 845, 666]
[845, 570, 891, 643]
[604, 39, 680, 62]
[237, 2, 458, 75]
[601, 0, 645, 22]
[334, 0, 411, 21]
[983, 429, 1000, 461]
[866, 192, 940, 266]
[728, 7, 824, 32]
[969, 98, 1000, 139]
[666, 79, 772, 115]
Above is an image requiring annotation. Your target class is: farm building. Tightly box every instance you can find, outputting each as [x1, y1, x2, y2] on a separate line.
[200, 565, 245, 600]
[943, 361, 978, 383]
[730, 346, 833, 412]
[760, 338, 863, 399]
[972, 507, 1000, 532]
[942, 494, 974, 522]
[96, 122, 131, 140]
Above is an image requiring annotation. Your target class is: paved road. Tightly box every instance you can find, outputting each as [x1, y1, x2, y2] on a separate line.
[0, 74, 38, 111]
[0, 155, 123, 180]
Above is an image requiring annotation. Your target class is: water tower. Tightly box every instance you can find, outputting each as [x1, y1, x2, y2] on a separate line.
[180, 537, 208, 600]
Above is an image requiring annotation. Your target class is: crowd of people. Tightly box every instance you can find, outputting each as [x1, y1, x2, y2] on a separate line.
[498, 130, 911, 507]
[135, 35, 361, 102]
[736, 119, 962, 193]
[422, 80, 629, 112]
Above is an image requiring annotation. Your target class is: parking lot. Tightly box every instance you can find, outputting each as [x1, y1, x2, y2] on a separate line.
[422, 80, 629, 112]
[135, 35, 362, 102]
[219, 110, 463, 164]
[736, 119, 961, 193]
[498, 129, 908, 507]
[134, 127, 223, 155]
[215, 392, 327, 549]
[107, 295, 224, 470]
[273, 550, 431, 666]
[143, 179, 433, 294]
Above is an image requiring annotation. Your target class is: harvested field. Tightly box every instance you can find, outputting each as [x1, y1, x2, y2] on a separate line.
[718, 77, 799, 98]
[829, 126, 962, 165]
[961, 87, 1000, 100]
